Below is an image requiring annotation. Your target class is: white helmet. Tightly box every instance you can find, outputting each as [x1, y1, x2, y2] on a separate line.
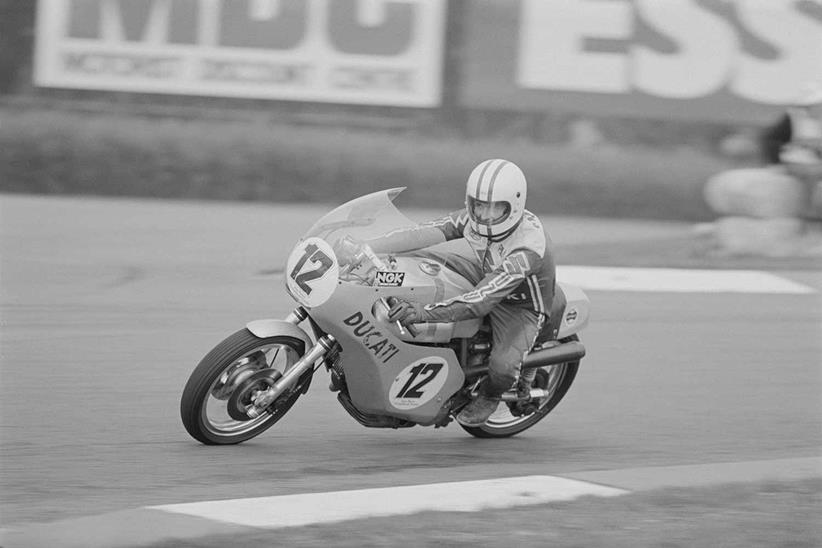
[465, 159, 527, 240]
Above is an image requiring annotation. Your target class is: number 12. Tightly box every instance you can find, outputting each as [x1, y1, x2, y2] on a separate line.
[396, 362, 444, 399]
[290, 243, 333, 294]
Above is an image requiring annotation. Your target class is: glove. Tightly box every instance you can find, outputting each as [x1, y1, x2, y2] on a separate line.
[332, 236, 363, 267]
[386, 299, 428, 327]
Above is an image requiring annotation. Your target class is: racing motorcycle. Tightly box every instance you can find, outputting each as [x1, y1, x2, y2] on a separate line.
[180, 188, 590, 444]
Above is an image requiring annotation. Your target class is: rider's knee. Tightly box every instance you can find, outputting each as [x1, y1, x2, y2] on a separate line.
[489, 347, 522, 376]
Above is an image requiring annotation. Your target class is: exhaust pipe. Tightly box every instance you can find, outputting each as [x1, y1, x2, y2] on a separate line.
[462, 340, 585, 378]
[521, 340, 585, 370]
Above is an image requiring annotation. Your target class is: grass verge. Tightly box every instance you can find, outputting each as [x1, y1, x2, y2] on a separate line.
[147, 478, 821, 548]
[0, 108, 734, 221]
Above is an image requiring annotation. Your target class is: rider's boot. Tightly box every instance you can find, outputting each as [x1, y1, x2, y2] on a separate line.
[457, 375, 510, 427]
[456, 393, 499, 426]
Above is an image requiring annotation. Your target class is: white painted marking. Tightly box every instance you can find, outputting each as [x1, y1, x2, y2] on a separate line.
[150, 476, 627, 529]
[557, 266, 815, 294]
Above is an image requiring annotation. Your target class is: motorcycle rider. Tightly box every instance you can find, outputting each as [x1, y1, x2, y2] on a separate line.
[341, 159, 557, 427]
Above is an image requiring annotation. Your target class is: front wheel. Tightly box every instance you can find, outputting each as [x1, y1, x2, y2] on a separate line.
[180, 329, 311, 445]
[460, 336, 580, 439]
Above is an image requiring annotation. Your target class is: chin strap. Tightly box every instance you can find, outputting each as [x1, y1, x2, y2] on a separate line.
[475, 218, 523, 243]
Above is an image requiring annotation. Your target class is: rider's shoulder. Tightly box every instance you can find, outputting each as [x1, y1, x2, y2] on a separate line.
[518, 210, 547, 238]
[507, 210, 547, 253]
[522, 210, 544, 229]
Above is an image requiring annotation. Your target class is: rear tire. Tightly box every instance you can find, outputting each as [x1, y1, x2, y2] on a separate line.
[180, 329, 311, 445]
[460, 335, 580, 439]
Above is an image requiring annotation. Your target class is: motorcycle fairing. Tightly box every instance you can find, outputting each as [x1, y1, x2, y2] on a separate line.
[310, 282, 465, 426]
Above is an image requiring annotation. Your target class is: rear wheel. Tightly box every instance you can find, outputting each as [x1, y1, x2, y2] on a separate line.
[180, 329, 311, 445]
[460, 336, 580, 439]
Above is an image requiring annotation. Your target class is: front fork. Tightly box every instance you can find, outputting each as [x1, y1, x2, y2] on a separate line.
[285, 306, 309, 325]
[246, 308, 334, 418]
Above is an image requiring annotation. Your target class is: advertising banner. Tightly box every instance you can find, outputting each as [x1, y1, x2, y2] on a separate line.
[34, 0, 446, 107]
[461, 0, 822, 124]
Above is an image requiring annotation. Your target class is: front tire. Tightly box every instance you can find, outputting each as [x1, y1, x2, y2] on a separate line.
[460, 336, 580, 439]
[180, 329, 311, 445]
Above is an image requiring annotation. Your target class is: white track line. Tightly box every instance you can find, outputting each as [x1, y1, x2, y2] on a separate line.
[150, 476, 627, 529]
[558, 266, 815, 294]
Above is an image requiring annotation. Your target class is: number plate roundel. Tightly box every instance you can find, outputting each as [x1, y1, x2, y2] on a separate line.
[389, 358, 449, 410]
[285, 237, 339, 308]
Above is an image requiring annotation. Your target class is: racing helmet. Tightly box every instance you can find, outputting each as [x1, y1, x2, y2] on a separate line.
[465, 159, 527, 240]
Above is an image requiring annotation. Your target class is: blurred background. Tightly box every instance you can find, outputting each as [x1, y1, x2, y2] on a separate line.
[1, 0, 820, 223]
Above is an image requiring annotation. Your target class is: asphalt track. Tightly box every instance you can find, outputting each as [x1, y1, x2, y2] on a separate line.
[1, 194, 820, 535]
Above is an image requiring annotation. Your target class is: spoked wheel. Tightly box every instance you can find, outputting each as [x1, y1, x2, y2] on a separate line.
[460, 337, 580, 439]
[180, 329, 311, 445]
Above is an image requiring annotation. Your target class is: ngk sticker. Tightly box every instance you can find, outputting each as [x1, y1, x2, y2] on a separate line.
[375, 271, 405, 287]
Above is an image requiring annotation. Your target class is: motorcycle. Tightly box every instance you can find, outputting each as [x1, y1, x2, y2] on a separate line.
[180, 188, 590, 444]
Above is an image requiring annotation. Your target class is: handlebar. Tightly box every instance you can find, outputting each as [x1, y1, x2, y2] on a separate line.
[338, 239, 419, 339]
[360, 243, 387, 271]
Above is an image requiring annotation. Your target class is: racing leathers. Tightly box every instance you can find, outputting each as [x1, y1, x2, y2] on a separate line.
[369, 208, 556, 395]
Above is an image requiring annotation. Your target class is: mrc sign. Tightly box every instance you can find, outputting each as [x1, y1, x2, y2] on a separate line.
[462, 0, 822, 123]
[34, 0, 446, 107]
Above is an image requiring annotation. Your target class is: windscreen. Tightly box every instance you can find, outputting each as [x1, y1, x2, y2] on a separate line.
[302, 188, 418, 245]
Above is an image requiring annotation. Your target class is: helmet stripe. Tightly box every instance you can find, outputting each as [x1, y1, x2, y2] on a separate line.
[474, 159, 495, 200]
[528, 275, 546, 315]
[484, 159, 509, 201]
[478, 159, 500, 201]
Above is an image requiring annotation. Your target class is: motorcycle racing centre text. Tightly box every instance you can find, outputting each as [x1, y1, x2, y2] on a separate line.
[60, 52, 415, 91]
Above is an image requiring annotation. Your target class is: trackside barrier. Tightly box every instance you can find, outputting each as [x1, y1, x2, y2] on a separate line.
[701, 167, 822, 257]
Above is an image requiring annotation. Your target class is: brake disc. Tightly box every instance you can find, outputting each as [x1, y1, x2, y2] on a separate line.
[211, 353, 267, 400]
[226, 369, 283, 421]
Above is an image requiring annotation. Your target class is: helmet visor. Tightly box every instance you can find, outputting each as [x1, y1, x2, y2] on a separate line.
[467, 196, 511, 225]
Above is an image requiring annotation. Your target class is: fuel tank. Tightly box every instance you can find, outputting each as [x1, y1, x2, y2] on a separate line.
[374, 255, 481, 343]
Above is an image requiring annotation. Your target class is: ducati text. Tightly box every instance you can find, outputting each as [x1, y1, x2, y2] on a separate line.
[343, 311, 401, 363]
